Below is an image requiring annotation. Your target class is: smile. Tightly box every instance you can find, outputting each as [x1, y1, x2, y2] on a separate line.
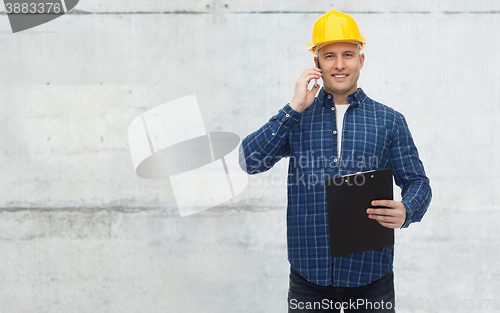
[333, 74, 347, 78]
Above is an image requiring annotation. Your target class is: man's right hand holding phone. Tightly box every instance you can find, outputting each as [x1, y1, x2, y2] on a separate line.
[289, 67, 322, 114]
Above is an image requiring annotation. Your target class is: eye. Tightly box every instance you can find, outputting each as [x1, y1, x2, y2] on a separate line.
[345, 53, 353, 58]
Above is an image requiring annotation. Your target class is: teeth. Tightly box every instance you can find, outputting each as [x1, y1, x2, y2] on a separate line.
[334, 75, 346, 78]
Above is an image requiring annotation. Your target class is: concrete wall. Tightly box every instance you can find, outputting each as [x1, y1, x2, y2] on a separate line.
[0, 0, 499, 312]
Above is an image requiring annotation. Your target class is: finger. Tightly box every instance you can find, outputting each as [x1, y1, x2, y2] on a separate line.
[300, 69, 322, 79]
[300, 71, 322, 80]
[307, 83, 321, 92]
[299, 74, 322, 86]
[369, 212, 405, 227]
[368, 214, 395, 223]
[377, 220, 400, 229]
[369, 211, 404, 223]
[366, 208, 393, 216]
[304, 66, 322, 72]
[369, 207, 406, 219]
[371, 200, 394, 207]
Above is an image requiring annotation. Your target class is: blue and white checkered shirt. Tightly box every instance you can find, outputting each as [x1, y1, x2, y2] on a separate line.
[240, 87, 432, 287]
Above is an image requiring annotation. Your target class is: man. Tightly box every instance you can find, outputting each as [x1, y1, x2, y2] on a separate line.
[239, 10, 431, 312]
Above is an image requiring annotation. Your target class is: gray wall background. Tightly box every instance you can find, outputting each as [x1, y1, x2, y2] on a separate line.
[1, 0, 499, 312]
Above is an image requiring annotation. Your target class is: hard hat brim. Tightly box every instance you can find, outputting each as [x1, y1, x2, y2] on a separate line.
[308, 39, 366, 55]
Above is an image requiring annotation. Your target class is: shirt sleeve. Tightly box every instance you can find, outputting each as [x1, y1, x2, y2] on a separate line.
[389, 112, 432, 228]
[239, 103, 301, 175]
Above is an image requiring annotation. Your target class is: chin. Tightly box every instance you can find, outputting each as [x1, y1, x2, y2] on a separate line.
[330, 88, 350, 94]
[326, 84, 348, 93]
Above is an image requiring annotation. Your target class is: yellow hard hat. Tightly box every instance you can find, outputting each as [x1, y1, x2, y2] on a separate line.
[307, 10, 366, 55]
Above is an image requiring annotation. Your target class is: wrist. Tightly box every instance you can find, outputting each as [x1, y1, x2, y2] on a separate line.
[289, 101, 305, 114]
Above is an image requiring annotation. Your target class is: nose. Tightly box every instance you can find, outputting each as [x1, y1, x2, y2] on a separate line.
[334, 56, 345, 70]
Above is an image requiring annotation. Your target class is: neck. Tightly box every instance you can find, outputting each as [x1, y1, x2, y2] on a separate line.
[323, 85, 357, 105]
[333, 95, 350, 105]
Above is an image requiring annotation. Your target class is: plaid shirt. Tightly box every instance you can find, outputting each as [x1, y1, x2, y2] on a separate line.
[240, 87, 432, 287]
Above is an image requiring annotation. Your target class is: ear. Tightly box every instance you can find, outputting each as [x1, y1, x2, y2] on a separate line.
[359, 53, 365, 69]
[314, 57, 320, 69]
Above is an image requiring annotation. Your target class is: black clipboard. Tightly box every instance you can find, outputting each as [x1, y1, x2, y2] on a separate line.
[325, 168, 394, 258]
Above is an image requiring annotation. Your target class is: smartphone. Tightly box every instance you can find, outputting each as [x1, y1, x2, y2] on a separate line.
[314, 58, 321, 87]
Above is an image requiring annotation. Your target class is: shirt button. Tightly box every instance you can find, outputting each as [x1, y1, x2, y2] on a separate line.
[333, 130, 337, 135]
[327, 95, 331, 99]
[272, 132, 275, 136]
[331, 107, 335, 111]
[334, 157, 338, 162]
[285, 113, 290, 117]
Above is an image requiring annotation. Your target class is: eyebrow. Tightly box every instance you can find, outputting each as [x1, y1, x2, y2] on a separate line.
[323, 50, 356, 55]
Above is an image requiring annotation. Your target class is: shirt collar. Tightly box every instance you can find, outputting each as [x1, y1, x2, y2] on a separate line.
[318, 87, 368, 107]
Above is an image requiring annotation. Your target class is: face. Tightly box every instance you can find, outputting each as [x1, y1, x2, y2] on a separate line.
[314, 42, 365, 101]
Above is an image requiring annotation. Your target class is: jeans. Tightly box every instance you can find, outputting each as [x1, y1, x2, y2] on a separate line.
[288, 267, 395, 312]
